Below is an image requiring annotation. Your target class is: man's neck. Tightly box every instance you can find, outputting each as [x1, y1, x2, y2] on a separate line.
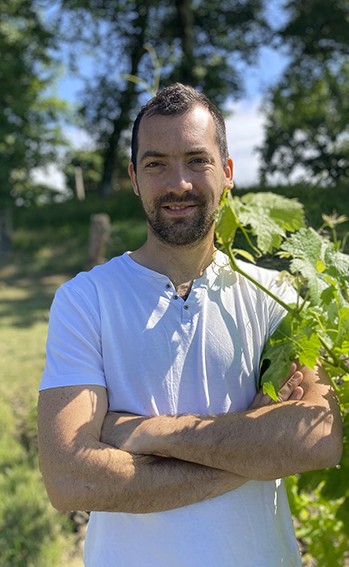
[130, 233, 216, 290]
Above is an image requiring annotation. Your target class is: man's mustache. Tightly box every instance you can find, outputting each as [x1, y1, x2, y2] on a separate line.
[156, 192, 205, 206]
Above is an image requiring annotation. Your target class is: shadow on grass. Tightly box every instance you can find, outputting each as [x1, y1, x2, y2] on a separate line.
[0, 274, 69, 328]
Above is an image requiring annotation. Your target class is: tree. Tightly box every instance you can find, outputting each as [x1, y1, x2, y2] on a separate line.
[163, 0, 268, 106]
[55, 0, 269, 195]
[0, 0, 66, 254]
[260, 61, 349, 185]
[259, 0, 349, 185]
[276, 0, 349, 62]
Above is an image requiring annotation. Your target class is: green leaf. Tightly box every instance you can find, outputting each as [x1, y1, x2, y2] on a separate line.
[232, 249, 256, 263]
[260, 313, 297, 392]
[316, 259, 326, 273]
[335, 307, 349, 347]
[325, 248, 349, 284]
[280, 228, 330, 302]
[237, 192, 304, 254]
[215, 190, 239, 245]
[262, 381, 278, 401]
[296, 332, 322, 368]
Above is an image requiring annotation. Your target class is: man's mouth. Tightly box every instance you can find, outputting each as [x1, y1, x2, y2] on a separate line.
[164, 204, 196, 210]
[162, 203, 198, 215]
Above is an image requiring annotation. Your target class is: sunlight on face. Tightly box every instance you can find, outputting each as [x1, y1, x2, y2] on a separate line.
[130, 105, 233, 247]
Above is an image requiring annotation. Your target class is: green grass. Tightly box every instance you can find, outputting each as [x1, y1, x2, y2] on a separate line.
[0, 273, 83, 567]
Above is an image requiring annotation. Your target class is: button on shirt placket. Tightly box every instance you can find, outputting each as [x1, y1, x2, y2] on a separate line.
[165, 283, 192, 321]
[182, 302, 191, 321]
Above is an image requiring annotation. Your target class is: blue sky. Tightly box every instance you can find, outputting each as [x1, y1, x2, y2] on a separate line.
[225, 45, 288, 186]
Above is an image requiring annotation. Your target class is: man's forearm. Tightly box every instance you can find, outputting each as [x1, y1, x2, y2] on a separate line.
[38, 386, 247, 515]
[42, 443, 247, 514]
[102, 367, 342, 480]
[118, 403, 333, 479]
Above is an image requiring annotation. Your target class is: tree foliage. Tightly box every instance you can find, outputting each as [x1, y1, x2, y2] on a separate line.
[277, 0, 349, 62]
[260, 61, 349, 184]
[260, 0, 349, 185]
[53, 0, 268, 194]
[0, 0, 66, 208]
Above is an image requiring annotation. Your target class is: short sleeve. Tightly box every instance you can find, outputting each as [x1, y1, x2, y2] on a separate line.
[39, 283, 106, 391]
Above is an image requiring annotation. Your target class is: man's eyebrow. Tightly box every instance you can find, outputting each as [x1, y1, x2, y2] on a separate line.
[140, 150, 167, 162]
[185, 148, 211, 156]
[140, 148, 211, 162]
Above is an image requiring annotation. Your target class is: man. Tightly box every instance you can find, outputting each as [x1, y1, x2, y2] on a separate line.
[38, 83, 342, 566]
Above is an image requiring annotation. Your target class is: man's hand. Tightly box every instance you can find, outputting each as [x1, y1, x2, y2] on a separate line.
[101, 412, 149, 454]
[250, 362, 304, 409]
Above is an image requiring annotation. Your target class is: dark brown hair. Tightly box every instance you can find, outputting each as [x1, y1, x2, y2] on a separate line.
[131, 83, 229, 171]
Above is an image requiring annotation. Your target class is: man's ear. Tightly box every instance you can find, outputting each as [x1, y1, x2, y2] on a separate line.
[224, 157, 234, 189]
[128, 162, 139, 196]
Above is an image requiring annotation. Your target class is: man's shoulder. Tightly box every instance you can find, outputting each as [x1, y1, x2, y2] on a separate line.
[56, 254, 128, 300]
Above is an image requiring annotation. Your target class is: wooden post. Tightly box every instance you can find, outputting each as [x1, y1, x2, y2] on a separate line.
[74, 166, 85, 201]
[86, 213, 111, 270]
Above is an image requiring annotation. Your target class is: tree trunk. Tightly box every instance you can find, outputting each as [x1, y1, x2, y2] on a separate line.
[175, 0, 196, 85]
[0, 207, 13, 258]
[99, 4, 149, 197]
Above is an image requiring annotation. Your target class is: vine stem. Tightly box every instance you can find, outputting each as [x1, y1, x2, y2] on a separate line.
[223, 243, 294, 315]
[317, 335, 349, 374]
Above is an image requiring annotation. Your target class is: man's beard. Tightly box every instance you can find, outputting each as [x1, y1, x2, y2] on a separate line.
[139, 191, 220, 246]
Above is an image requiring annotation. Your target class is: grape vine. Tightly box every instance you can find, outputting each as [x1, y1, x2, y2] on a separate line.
[215, 189, 349, 565]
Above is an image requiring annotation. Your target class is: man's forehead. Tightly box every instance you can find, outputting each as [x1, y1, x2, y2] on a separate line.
[142, 104, 211, 125]
[138, 106, 215, 143]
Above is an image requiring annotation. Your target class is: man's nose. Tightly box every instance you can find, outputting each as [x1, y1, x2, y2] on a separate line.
[165, 166, 193, 194]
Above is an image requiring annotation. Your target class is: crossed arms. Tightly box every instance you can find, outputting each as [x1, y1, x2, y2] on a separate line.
[37, 364, 343, 514]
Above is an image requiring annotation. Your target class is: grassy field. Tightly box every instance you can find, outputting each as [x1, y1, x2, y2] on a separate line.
[0, 270, 84, 566]
[1, 184, 348, 565]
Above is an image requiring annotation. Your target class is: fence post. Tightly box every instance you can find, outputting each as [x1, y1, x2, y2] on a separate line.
[86, 213, 111, 270]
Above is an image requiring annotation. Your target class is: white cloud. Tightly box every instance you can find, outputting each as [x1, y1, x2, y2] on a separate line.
[31, 163, 66, 191]
[225, 98, 266, 187]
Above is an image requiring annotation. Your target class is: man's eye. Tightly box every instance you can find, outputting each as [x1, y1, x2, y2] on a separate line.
[145, 162, 162, 168]
[190, 157, 208, 164]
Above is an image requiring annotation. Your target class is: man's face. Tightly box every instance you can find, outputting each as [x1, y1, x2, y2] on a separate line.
[128, 105, 233, 247]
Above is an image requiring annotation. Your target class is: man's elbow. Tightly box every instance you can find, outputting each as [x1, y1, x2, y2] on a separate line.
[41, 473, 81, 512]
[324, 431, 343, 468]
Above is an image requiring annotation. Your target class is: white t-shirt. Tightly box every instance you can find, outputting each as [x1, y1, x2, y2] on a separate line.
[40, 251, 301, 566]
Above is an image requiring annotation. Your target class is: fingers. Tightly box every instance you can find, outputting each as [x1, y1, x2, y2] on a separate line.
[251, 365, 304, 409]
[288, 386, 304, 401]
[277, 370, 303, 402]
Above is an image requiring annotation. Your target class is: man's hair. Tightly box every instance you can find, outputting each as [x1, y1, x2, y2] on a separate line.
[131, 83, 229, 171]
